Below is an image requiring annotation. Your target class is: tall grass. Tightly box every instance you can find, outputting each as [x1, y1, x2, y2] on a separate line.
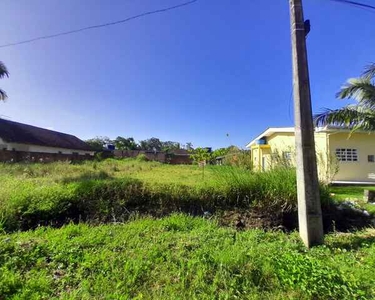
[213, 166, 331, 212]
[0, 159, 332, 232]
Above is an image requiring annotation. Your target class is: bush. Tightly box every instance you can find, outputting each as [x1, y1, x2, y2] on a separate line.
[136, 154, 149, 162]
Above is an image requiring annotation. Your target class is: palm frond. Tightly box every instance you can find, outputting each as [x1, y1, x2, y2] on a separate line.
[363, 63, 375, 80]
[314, 106, 375, 131]
[0, 61, 9, 79]
[0, 89, 8, 101]
[336, 78, 375, 109]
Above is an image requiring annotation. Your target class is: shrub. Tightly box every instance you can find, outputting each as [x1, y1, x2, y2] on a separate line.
[136, 154, 149, 162]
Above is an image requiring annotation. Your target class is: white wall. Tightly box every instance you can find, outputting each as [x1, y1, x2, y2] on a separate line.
[1, 141, 94, 156]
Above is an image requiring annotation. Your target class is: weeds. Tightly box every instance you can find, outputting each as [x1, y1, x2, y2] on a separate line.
[0, 215, 374, 299]
[0, 159, 333, 232]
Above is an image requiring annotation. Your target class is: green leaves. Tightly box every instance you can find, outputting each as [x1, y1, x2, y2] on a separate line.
[0, 61, 9, 101]
[314, 63, 375, 132]
[0, 217, 374, 299]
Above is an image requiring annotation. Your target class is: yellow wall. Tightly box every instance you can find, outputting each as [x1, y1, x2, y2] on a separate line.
[251, 145, 271, 171]
[253, 130, 375, 182]
[252, 131, 332, 181]
[267, 132, 296, 150]
[328, 132, 375, 181]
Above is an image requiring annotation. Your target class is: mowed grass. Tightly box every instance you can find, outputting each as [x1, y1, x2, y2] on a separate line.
[1, 215, 374, 299]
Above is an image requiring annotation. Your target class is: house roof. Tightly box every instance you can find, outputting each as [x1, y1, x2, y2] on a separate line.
[245, 125, 375, 149]
[171, 149, 190, 155]
[246, 127, 294, 148]
[0, 118, 93, 151]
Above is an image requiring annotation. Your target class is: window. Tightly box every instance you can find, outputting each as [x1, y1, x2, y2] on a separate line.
[283, 151, 292, 161]
[335, 148, 358, 162]
[368, 155, 375, 163]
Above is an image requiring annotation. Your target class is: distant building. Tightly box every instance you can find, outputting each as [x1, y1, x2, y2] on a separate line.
[0, 119, 94, 160]
[247, 126, 375, 183]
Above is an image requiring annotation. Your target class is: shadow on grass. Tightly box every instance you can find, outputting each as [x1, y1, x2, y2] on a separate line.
[323, 204, 374, 233]
[60, 171, 112, 184]
[328, 234, 375, 251]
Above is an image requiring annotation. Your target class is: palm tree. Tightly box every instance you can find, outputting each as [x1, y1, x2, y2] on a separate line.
[314, 63, 375, 131]
[0, 61, 9, 101]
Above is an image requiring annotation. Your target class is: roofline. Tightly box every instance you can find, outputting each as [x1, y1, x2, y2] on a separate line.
[0, 119, 79, 139]
[0, 118, 93, 151]
[246, 127, 294, 148]
[246, 125, 375, 148]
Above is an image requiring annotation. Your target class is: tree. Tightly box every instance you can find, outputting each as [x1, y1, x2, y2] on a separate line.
[189, 147, 211, 165]
[161, 141, 180, 152]
[211, 147, 229, 160]
[189, 147, 212, 179]
[315, 63, 375, 131]
[114, 136, 138, 150]
[139, 138, 163, 151]
[0, 61, 9, 101]
[185, 142, 194, 150]
[85, 136, 112, 151]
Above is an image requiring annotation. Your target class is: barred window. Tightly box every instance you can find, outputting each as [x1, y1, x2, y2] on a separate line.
[368, 155, 374, 163]
[335, 148, 358, 162]
[283, 151, 292, 160]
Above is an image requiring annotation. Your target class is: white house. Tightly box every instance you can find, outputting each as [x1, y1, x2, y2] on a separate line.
[0, 118, 94, 156]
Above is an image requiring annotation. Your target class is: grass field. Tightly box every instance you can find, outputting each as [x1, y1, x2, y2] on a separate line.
[1, 215, 374, 299]
[1, 160, 375, 299]
[0, 159, 328, 233]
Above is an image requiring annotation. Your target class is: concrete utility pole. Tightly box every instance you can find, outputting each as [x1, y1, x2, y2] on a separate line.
[289, 0, 324, 247]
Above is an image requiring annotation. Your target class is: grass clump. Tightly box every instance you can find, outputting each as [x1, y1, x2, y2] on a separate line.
[0, 215, 374, 299]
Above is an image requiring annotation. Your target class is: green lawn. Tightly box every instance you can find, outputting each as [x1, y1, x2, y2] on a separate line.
[330, 185, 375, 214]
[1, 215, 374, 299]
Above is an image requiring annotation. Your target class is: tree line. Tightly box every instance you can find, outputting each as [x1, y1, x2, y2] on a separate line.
[85, 136, 194, 152]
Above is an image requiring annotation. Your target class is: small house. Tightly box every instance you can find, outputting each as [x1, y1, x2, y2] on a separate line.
[246, 126, 375, 183]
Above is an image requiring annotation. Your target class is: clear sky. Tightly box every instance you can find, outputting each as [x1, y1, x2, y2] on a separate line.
[1, 0, 374, 149]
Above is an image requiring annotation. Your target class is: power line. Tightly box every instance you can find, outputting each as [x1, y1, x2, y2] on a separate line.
[0, 0, 197, 49]
[329, 0, 375, 11]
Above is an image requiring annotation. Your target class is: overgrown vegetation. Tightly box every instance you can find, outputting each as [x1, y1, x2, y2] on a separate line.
[0, 215, 374, 299]
[0, 159, 333, 233]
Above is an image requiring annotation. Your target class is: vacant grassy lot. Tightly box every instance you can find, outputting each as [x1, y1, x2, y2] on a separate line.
[1, 159, 326, 232]
[1, 160, 374, 299]
[1, 215, 374, 299]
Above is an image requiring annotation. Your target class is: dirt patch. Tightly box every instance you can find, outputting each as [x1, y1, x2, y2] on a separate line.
[214, 205, 374, 233]
[217, 209, 290, 231]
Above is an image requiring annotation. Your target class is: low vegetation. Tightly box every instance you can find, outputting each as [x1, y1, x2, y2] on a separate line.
[0, 159, 333, 233]
[0, 160, 374, 298]
[1, 215, 374, 299]
[330, 185, 375, 214]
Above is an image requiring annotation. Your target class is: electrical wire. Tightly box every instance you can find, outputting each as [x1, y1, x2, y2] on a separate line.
[329, 0, 375, 12]
[0, 0, 197, 49]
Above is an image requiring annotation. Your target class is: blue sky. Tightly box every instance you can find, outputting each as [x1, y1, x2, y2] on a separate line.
[1, 0, 375, 149]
